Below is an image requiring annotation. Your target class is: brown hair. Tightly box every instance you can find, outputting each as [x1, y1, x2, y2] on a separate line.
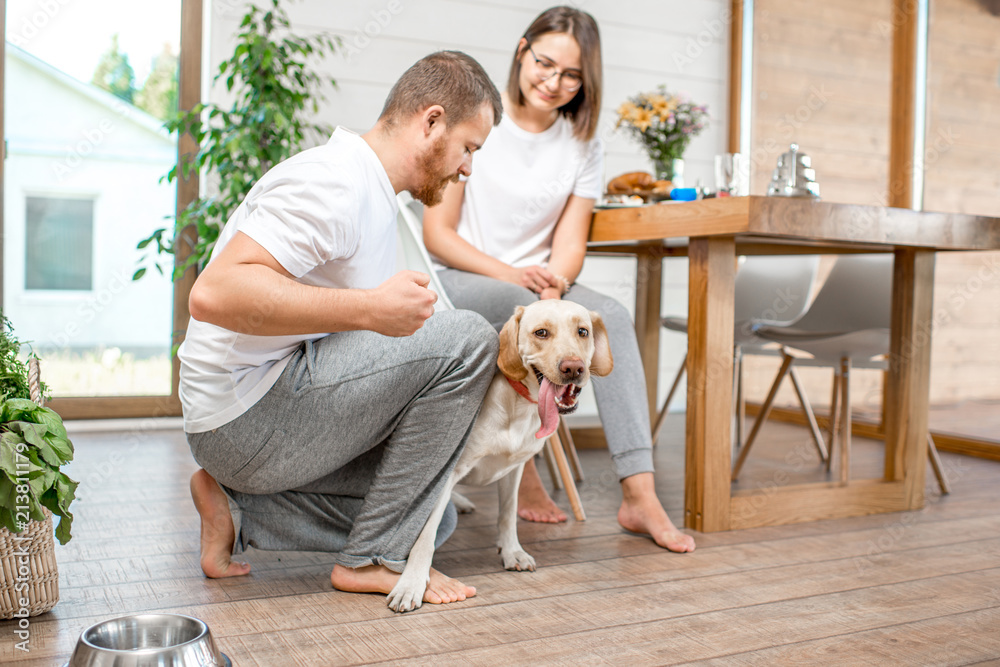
[379, 51, 502, 130]
[507, 6, 602, 142]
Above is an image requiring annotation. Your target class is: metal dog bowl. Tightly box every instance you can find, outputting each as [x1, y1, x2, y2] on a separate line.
[65, 613, 231, 666]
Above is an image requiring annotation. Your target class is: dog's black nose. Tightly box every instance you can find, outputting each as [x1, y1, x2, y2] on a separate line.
[559, 358, 584, 382]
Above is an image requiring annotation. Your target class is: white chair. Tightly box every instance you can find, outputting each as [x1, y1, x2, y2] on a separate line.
[653, 255, 824, 458]
[395, 193, 455, 311]
[394, 192, 588, 520]
[733, 253, 949, 493]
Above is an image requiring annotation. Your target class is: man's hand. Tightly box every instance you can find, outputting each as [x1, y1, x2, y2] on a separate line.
[508, 265, 558, 294]
[369, 271, 438, 336]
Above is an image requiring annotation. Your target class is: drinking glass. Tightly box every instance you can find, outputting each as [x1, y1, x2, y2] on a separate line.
[715, 153, 749, 196]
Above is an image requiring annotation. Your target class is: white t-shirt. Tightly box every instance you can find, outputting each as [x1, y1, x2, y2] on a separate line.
[179, 127, 398, 433]
[439, 113, 602, 269]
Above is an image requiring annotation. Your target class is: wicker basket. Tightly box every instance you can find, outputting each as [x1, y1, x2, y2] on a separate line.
[0, 358, 60, 619]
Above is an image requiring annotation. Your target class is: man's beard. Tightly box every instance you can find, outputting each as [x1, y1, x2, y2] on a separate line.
[411, 135, 460, 207]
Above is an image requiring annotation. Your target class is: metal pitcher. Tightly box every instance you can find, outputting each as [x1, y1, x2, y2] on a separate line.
[767, 143, 820, 198]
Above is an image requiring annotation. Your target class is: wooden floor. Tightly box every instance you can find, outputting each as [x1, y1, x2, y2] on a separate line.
[3, 415, 1000, 666]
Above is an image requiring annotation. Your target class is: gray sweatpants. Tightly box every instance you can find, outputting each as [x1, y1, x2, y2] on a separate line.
[437, 269, 655, 480]
[186, 309, 498, 573]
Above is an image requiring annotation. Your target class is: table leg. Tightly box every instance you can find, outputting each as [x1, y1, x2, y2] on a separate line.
[884, 248, 936, 509]
[684, 237, 736, 532]
[634, 251, 664, 425]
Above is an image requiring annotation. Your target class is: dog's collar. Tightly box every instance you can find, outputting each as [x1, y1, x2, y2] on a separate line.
[504, 375, 537, 404]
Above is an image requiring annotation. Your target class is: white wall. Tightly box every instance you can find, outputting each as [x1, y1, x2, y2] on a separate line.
[206, 0, 732, 416]
[3, 51, 176, 356]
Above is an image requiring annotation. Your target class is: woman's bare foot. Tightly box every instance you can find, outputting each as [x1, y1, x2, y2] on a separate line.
[617, 472, 696, 553]
[190, 469, 251, 578]
[517, 458, 567, 523]
[331, 564, 476, 604]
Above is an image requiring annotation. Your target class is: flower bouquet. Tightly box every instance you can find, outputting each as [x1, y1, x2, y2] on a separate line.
[616, 86, 709, 182]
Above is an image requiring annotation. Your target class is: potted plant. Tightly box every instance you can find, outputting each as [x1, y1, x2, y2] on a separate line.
[134, 0, 340, 281]
[615, 86, 709, 186]
[0, 311, 77, 619]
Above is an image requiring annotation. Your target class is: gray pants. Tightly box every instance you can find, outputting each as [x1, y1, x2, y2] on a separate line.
[187, 309, 498, 573]
[437, 269, 654, 480]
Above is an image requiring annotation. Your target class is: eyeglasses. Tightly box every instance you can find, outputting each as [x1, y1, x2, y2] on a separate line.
[526, 46, 583, 92]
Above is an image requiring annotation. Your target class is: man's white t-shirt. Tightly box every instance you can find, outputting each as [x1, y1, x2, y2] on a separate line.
[179, 127, 398, 433]
[438, 113, 602, 269]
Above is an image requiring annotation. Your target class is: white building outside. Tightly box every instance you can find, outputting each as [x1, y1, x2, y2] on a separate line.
[4, 42, 176, 396]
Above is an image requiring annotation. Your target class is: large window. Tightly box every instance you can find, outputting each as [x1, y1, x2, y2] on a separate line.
[922, 0, 1000, 441]
[748, 0, 893, 205]
[25, 196, 94, 291]
[4, 0, 190, 411]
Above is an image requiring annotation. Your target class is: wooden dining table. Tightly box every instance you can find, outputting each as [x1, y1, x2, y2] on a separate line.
[587, 195, 1000, 533]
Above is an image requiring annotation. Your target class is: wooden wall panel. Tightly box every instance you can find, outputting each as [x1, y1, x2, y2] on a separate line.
[924, 0, 1000, 215]
[749, 0, 893, 205]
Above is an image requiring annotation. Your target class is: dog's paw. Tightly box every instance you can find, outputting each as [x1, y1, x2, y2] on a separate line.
[451, 490, 476, 513]
[500, 548, 536, 572]
[387, 578, 426, 613]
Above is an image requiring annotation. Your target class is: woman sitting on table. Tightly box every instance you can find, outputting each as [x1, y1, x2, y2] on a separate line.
[423, 5, 694, 552]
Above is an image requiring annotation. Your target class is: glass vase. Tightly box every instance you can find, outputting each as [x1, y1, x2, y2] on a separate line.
[652, 157, 685, 187]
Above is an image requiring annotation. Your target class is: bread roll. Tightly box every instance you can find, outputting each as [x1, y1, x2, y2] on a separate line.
[607, 171, 654, 194]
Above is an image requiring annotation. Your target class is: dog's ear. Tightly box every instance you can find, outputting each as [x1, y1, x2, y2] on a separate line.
[588, 311, 614, 377]
[497, 306, 528, 380]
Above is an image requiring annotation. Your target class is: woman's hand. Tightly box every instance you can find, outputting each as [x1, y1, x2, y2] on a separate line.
[508, 265, 558, 293]
[539, 286, 562, 301]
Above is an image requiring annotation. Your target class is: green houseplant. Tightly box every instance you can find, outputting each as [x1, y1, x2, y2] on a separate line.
[1, 311, 75, 619]
[0, 311, 77, 546]
[135, 0, 340, 281]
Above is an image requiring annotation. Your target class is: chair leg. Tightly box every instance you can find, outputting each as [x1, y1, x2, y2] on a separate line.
[826, 370, 841, 472]
[737, 354, 746, 451]
[732, 352, 795, 481]
[541, 440, 562, 490]
[733, 347, 744, 450]
[558, 418, 584, 483]
[838, 357, 852, 484]
[548, 428, 586, 521]
[652, 352, 687, 446]
[927, 434, 951, 495]
[788, 364, 829, 463]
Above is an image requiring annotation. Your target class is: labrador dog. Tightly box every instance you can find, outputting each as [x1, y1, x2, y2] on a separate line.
[387, 299, 613, 612]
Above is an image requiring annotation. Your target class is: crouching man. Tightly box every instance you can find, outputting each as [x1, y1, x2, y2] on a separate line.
[179, 51, 502, 605]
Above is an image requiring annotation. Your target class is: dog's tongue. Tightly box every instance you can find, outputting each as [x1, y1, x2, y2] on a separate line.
[536, 378, 559, 439]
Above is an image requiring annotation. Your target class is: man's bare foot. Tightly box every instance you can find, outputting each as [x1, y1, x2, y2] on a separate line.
[190, 469, 251, 578]
[517, 458, 567, 523]
[617, 472, 696, 553]
[331, 564, 476, 604]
